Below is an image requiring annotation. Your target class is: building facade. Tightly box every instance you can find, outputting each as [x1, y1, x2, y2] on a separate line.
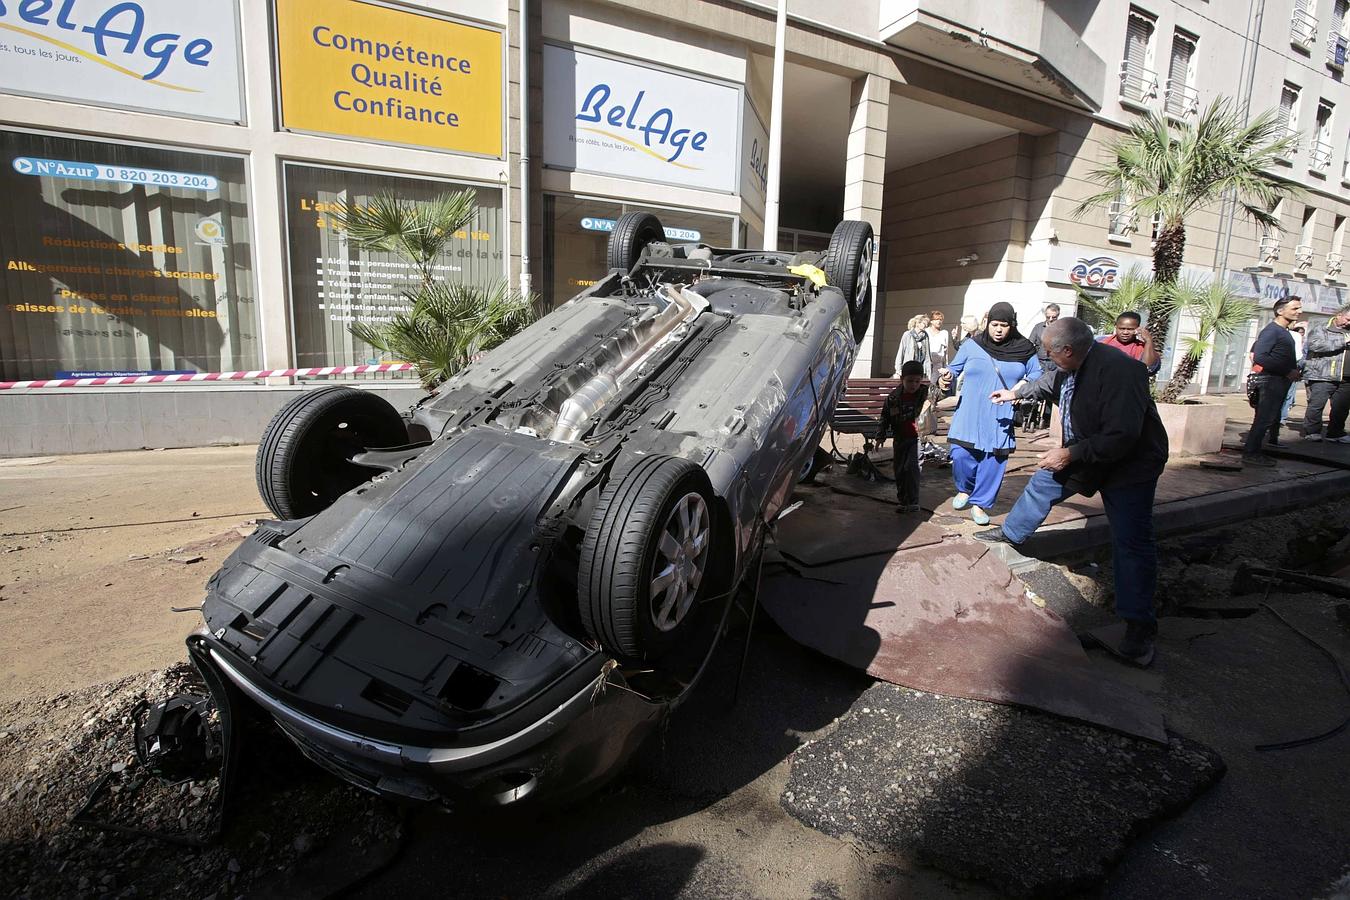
[1, 0, 1346, 455]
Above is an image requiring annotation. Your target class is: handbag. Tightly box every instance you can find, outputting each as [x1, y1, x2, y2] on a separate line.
[1245, 372, 1261, 409]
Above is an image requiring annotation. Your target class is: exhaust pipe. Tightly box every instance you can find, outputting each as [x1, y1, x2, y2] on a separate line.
[548, 286, 707, 443]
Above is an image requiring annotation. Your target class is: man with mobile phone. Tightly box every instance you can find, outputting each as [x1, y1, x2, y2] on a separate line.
[1098, 311, 1161, 375]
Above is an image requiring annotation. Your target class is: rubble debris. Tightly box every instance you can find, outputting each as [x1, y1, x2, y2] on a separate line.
[0, 665, 403, 899]
[167, 555, 205, 566]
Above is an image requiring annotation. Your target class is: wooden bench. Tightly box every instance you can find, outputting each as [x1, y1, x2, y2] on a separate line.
[832, 378, 902, 435]
[832, 377, 957, 437]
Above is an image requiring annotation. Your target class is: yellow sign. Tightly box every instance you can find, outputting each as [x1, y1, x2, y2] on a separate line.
[276, 0, 502, 157]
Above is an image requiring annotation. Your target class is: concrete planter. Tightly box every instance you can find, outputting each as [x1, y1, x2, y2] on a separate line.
[1156, 398, 1229, 456]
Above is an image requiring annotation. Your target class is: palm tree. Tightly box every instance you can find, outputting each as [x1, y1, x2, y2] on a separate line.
[1156, 276, 1258, 404]
[334, 190, 537, 390]
[1073, 99, 1301, 347]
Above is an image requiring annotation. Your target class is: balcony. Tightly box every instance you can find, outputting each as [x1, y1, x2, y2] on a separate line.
[1329, 33, 1349, 69]
[1260, 234, 1282, 264]
[1119, 60, 1160, 109]
[1291, 7, 1318, 51]
[878, 1, 1106, 109]
[1295, 243, 1316, 271]
[1310, 139, 1334, 174]
[1163, 79, 1199, 121]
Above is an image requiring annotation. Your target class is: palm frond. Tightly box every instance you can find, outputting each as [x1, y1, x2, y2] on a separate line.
[1071, 97, 1301, 255]
[350, 280, 538, 389]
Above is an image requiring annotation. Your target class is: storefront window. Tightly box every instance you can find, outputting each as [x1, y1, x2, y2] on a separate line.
[0, 131, 256, 381]
[541, 194, 735, 308]
[283, 164, 504, 370]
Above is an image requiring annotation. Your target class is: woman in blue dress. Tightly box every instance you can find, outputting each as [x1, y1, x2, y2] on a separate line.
[940, 302, 1041, 525]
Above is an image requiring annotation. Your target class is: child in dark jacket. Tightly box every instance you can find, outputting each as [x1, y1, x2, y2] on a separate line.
[877, 360, 928, 512]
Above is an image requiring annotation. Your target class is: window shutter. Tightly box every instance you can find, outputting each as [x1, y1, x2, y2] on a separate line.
[1125, 14, 1151, 71]
[1334, 0, 1347, 34]
[1168, 34, 1194, 88]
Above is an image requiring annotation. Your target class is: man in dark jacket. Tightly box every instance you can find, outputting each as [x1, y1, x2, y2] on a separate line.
[1243, 297, 1303, 466]
[976, 317, 1169, 666]
[1301, 307, 1350, 442]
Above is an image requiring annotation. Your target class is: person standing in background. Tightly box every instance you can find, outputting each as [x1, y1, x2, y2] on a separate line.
[1027, 303, 1061, 428]
[1244, 297, 1303, 467]
[1098, 312, 1161, 376]
[926, 311, 951, 371]
[1276, 321, 1306, 445]
[896, 314, 932, 380]
[1301, 308, 1350, 442]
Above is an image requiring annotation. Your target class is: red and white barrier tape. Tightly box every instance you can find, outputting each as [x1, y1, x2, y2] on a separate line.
[0, 363, 415, 390]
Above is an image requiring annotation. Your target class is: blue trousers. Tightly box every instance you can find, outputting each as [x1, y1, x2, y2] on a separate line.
[1001, 468, 1158, 624]
[949, 445, 1008, 509]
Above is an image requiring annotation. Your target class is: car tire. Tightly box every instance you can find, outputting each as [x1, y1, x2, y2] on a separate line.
[256, 386, 407, 520]
[577, 456, 717, 662]
[606, 212, 666, 273]
[798, 446, 833, 483]
[822, 220, 875, 342]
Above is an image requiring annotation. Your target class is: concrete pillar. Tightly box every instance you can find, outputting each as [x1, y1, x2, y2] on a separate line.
[843, 74, 889, 377]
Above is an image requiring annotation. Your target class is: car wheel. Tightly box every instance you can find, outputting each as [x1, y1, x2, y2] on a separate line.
[822, 220, 875, 342]
[577, 456, 717, 662]
[798, 446, 833, 483]
[606, 212, 666, 273]
[256, 386, 407, 520]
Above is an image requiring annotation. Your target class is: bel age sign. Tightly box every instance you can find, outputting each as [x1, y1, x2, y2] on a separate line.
[0, 0, 243, 122]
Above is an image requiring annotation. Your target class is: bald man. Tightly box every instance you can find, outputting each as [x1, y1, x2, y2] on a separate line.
[981, 317, 1170, 666]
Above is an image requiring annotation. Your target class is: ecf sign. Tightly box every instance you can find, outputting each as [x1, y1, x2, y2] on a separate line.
[543, 45, 740, 193]
[1069, 256, 1120, 289]
[0, 0, 243, 122]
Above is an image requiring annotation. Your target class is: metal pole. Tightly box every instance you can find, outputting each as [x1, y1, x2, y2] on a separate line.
[762, 0, 788, 251]
[518, 0, 532, 299]
[1216, 0, 1266, 277]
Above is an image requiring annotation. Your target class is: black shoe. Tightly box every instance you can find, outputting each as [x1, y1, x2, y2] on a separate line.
[973, 527, 1014, 545]
[1118, 620, 1157, 667]
[1242, 453, 1277, 468]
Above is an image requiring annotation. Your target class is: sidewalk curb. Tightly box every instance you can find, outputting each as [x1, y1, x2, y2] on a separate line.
[1020, 469, 1350, 558]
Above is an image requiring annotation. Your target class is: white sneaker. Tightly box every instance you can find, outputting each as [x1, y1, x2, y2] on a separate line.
[1305, 433, 1324, 441]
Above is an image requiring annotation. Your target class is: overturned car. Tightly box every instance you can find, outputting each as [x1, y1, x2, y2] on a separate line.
[189, 214, 873, 808]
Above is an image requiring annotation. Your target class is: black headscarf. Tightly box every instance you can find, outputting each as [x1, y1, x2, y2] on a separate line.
[974, 302, 1037, 363]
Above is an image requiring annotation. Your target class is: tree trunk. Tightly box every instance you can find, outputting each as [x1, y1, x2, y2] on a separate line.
[1149, 223, 1186, 347]
[1159, 353, 1201, 404]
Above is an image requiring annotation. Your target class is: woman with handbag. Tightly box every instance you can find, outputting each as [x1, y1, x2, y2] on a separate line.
[939, 302, 1042, 524]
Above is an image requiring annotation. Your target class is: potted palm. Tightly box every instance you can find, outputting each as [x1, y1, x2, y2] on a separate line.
[333, 189, 537, 390]
[1137, 276, 1256, 455]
